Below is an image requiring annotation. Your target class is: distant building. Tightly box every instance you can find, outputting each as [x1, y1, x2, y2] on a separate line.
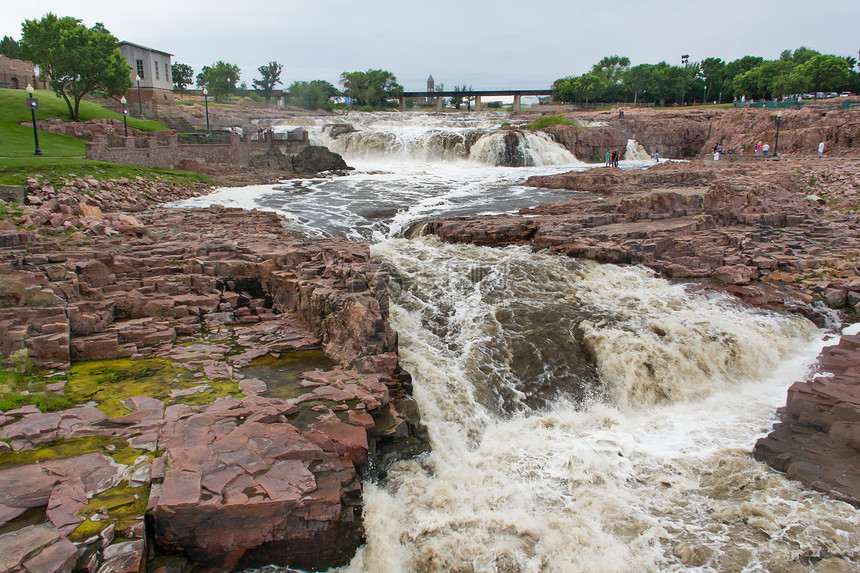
[118, 41, 175, 113]
[0, 55, 43, 90]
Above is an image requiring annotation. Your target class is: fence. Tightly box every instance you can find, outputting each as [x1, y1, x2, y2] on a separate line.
[734, 99, 858, 111]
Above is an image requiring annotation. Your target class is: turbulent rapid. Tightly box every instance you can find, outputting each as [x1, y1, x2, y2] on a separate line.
[346, 238, 857, 572]
[168, 112, 859, 572]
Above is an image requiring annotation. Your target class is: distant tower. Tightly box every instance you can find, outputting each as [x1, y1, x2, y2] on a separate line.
[425, 75, 435, 104]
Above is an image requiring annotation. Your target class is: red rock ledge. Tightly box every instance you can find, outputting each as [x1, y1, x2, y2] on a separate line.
[0, 177, 423, 572]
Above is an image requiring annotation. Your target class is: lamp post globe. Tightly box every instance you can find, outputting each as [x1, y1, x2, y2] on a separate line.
[120, 96, 129, 137]
[135, 74, 143, 119]
[25, 84, 42, 156]
[681, 54, 690, 106]
[203, 87, 210, 133]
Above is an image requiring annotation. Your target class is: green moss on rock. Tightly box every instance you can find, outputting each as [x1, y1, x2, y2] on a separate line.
[65, 358, 241, 416]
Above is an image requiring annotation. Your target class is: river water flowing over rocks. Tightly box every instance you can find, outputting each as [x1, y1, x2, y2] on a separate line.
[170, 112, 859, 572]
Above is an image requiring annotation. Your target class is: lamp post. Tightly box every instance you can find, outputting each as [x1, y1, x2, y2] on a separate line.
[681, 54, 689, 106]
[203, 87, 210, 133]
[120, 96, 129, 136]
[25, 84, 42, 156]
[135, 74, 143, 119]
[773, 111, 783, 158]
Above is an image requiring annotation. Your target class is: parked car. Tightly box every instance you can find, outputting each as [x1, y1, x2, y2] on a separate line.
[802, 93, 815, 99]
[824, 92, 838, 98]
[841, 92, 855, 97]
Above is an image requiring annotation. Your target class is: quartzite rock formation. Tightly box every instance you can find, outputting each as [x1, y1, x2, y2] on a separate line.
[0, 176, 424, 571]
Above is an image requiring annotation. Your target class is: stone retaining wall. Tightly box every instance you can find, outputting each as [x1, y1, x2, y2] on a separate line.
[85, 131, 309, 169]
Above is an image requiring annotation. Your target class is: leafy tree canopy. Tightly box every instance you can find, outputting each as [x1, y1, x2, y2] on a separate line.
[172, 62, 194, 96]
[0, 35, 21, 59]
[287, 80, 338, 110]
[196, 61, 240, 101]
[339, 69, 403, 107]
[253, 61, 283, 103]
[19, 14, 131, 121]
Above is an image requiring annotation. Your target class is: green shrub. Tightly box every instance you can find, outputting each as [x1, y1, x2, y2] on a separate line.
[526, 113, 579, 130]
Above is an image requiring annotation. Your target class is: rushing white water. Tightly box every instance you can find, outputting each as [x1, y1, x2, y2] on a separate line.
[342, 239, 858, 573]
[624, 139, 651, 161]
[165, 112, 859, 572]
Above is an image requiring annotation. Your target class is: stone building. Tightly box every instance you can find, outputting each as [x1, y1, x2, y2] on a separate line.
[118, 41, 175, 114]
[0, 55, 42, 90]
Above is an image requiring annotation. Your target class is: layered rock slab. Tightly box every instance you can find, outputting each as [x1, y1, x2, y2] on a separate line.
[754, 333, 860, 507]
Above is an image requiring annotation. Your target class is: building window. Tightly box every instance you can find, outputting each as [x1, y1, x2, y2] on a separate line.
[136, 59, 144, 80]
[154, 60, 159, 80]
[165, 63, 170, 82]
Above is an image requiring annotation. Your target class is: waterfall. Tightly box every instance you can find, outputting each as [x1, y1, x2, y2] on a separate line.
[271, 112, 581, 167]
[334, 237, 860, 573]
[624, 138, 651, 161]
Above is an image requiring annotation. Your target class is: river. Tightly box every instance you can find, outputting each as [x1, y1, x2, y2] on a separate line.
[169, 112, 859, 572]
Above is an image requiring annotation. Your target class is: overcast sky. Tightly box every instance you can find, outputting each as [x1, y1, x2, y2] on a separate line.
[4, 1, 859, 91]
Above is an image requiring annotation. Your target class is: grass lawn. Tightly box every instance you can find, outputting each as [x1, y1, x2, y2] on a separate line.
[0, 157, 211, 186]
[0, 88, 167, 158]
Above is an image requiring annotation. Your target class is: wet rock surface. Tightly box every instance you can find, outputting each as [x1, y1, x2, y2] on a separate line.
[0, 177, 424, 571]
[754, 333, 860, 507]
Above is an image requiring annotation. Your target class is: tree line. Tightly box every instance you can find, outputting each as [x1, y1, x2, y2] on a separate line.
[173, 60, 404, 111]
[554, 49, 860, 106]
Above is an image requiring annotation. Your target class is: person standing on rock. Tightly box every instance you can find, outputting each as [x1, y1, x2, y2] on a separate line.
[818, 141, 825, 158]
[740, 143, 745, 155]
[762, 142, 770, 157]
[605, 150, 611, 167]
[755, 141, 762, 156]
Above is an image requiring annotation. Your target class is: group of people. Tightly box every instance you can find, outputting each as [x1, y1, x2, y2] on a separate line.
[712, 139, 826, 160]
[604, 149, 621, 167]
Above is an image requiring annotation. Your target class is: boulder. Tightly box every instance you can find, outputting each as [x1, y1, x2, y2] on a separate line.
[289, 145, 350, 173]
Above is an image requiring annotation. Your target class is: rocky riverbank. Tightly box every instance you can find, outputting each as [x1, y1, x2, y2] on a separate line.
[523, 106, 860, 162]
[425, 155, 860, 506]
[0, 176, 425, 571]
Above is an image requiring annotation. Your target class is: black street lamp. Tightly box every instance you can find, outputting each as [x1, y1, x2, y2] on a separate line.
[203, 87, 210, 133]
[773, 111, 783, 158]
[135, 74, 143, 119]
[681, 54, 689, 106]
[120, 96, 129, 136]
[25, 84, 42, 156]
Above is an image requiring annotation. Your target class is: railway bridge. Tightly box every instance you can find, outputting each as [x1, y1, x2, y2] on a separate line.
[399, 89, 553, 112]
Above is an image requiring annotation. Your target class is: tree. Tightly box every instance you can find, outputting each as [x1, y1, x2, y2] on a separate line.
[19, 14, 131, 121]
[450, 85, 464, 109]
[624, 64, 654, 103]
[253, 61, 283, 103]
[645, 62, 685, 106]
[591, 55, 629, 102]
[699, 57, 726, 101]
[0, 35, 20, 59]
[781, 46, 820, 65]
[287, 80, 338, 110]
[171, 62, 194, 98]
[722, 56, 764, 97]
[339, 69, 403, 107]
[797, 54, 851, 93]
[552, 77, 577, 103]
[196, 60, 240, 101]
[573, 73, 607, 104]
